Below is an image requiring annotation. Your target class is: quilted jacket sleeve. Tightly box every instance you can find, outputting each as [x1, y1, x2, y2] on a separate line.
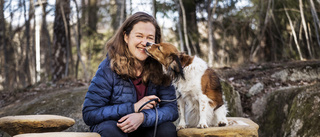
[140, 85, 179, 127]
[82, 58, 135, 126]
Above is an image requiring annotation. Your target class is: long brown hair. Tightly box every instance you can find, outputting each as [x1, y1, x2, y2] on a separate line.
[106, 12, 171, 86]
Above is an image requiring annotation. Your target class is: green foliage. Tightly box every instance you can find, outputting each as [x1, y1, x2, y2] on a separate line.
[76, 30, 113, 80]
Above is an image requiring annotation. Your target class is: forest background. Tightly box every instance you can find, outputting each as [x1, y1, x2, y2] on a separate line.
[0, 0, 320, 91]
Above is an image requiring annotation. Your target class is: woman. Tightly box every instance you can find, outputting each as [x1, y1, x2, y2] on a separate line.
[82, 12, 179, 137]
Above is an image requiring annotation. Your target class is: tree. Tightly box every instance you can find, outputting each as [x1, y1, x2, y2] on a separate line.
[299, 0, 312, 58]
[111, 0, 126, 32]
[52, 0, 71, 82]
[38, 0, 53, 80]
[87, 0, 98, 36]
[174, 0, 185, 52]
[179, 0, 191, 55]
[309, 0, 320, 48]
[73, 0, 88, 80]
[0, 0, 7, 89]
[207, 0, 219, 67]
[183, 0, 201, 55]
[152, 0, 157, 18]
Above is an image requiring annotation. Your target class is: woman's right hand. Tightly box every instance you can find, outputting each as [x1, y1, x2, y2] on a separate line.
[134, 95, 160, 112]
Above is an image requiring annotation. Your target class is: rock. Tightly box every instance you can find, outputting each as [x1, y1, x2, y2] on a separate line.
[177, 117, 259, 137]
[221, 80, 243, 117]
[13, 132, 100, 137]
[255, 83, 320, 137]
[0, 87, 90, 133]
[0, 115, 75, 136]
[248, 83, 264, 97]
[271, 66, 320, 82]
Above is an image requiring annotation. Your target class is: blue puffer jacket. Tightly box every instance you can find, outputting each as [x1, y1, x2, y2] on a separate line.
[82, 56, 179, 128]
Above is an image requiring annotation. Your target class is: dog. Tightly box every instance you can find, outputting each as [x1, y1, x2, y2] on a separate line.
[145, 42, 228, 130]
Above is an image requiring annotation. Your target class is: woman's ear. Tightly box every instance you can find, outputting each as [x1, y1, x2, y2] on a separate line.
[124, 32, 128, 44]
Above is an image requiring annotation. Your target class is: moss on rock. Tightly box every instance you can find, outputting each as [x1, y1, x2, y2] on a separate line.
[258, 83, 320, 137]
[221, 80, 243, 117]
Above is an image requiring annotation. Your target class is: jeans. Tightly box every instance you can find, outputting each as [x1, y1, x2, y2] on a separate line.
[91, 120, 177, 137]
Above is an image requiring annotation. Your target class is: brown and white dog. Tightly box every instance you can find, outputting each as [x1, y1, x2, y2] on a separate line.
[145, 42, 228, 129]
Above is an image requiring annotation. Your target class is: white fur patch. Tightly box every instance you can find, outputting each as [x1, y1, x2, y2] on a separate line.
[174, 56, 228, 128]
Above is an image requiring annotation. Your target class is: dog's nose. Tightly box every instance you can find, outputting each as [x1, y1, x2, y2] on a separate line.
[146, 42, 154, 47]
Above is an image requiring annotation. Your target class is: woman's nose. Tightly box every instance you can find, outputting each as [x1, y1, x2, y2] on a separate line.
[141, 38, 148, 46]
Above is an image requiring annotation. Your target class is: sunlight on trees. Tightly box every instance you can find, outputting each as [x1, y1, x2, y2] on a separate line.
[1, 0, 320, 91]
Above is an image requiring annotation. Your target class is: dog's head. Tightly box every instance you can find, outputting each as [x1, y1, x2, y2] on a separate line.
[145, 42, 185, 80]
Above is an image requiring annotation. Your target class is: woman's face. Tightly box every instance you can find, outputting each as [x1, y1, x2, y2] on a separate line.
[124, 21, 156, 62]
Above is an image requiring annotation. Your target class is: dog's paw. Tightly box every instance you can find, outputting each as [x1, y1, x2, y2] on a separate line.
[177, 125, 187, 130]
[218, 121, 227, 127]
[197, 123, 208, 128]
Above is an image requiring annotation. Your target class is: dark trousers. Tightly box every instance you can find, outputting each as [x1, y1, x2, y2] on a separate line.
[91, 120, 177, 137]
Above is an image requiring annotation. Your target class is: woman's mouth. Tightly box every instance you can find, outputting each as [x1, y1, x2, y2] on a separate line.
[137, 47, 146, 53]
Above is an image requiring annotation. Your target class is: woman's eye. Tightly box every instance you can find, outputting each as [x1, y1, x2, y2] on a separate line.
[148, 37, 154, 40]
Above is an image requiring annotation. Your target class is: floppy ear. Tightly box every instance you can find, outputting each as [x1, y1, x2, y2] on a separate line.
[168, 54, 185, 80]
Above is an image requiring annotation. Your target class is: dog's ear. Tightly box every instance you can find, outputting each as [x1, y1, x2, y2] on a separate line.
[168, 54, 185, 80]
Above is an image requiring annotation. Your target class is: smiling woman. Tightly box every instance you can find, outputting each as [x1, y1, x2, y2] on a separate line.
[124, 22, 155, 63]
[82, 12, 179, 137]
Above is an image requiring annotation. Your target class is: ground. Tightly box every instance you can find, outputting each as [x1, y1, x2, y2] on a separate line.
[0, 77, 88, 111]
[0, 60, 319, 118]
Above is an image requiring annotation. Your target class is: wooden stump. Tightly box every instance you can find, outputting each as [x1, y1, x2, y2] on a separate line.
[0, 115, 75, 136]
[13, 132, 101, 137]
[177, 117, 259, 137]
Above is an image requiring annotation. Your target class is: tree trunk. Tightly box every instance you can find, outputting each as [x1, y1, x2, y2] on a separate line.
[208, 0, 218, 67]
[23, 0, 32, 86]
[81, 0, 87, 27]
[112, 0, 126, 32]
[152, 0, 157, 18]
[174, 0, 184, 52]
[60, 1, 74, 76]
[87, 0, 98, 35]
[119, 0, 126, 25]
[129, 0, 132, 15]
[40, 2, 52, 80]
[309, 0, 320, 48]
[179, 0, 191, 55]
[0, 0, 8, 90]
[52, 0, 70, 82]
[251, 0, 271, 61]
[284, 4, 303, 60]
[181, 0, 200, 55]
[299, 0, 312, 59]
[73, 0, 88, 80]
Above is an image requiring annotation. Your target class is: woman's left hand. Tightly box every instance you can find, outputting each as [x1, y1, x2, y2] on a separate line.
[117, 112, 144, 133]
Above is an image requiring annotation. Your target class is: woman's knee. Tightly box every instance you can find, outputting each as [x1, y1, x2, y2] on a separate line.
[91, 120, 127, 137]
[156, 122, 177, 137]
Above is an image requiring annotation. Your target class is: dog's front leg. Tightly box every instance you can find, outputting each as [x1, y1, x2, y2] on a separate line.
[197, 94, 209, 128]
[177, 98, 186, 130]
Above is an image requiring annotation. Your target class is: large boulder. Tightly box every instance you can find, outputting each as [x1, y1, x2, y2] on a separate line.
[254, 83, 320, 137]
[0, 115, 75, 136]
[13, 132, 100, 137]
[177, 117, 259, 137]
[221, 80, 243, 117]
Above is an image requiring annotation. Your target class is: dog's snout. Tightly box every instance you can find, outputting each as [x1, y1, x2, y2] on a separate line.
[146, 42, 154, 47]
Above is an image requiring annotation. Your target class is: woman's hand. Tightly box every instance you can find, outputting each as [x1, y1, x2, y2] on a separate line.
[117, 112, 144, 133]
[134, 95, 160, 112]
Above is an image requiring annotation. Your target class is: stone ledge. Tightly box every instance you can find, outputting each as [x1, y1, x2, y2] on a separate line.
[13, 132, 101, 137]
[0, 115, 75, 136]
[177, 117, 259, 137]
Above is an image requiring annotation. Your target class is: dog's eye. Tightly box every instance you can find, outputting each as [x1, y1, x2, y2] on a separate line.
[157, 46, 161, 51]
